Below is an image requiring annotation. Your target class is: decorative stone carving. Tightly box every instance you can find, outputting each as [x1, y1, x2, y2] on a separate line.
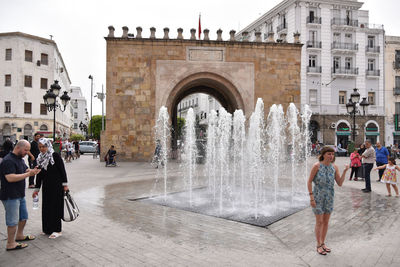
[163, 28, 169, 39]
[177, 28, 183, 39]
[203, 29, 210, 40]
[267, 32, 275, 43]
[293, 32, 301, 44]
[280, 33, 287, 43]
[255, 31, 262, 42]
[216, 29, 223, 41]
[122, 26, 129, 38]
[241, 31, 248, 41]
[108, 26, 115, 38]
[229, 30, 236, 41]
[136, 27, 142, 39]
[150, 27, 156, 39]
[190, 28, 196, 40]
[188, 48, 224, 62]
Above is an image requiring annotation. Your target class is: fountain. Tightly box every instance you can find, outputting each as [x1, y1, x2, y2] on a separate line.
[142, 99, 313, 227]
[154, 106, 169, 201]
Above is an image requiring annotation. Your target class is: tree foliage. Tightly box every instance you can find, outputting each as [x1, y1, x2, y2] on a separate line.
[88, 115, 106, 140]
[70, 134, 85, 141]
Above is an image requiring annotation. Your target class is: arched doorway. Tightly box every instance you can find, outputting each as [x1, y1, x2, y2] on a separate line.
[336, 121, 350, 148]
[23, 124, 33, 141]
[365, 121, 379, 144]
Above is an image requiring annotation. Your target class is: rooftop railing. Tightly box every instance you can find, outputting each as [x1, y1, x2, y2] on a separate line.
[331, 18, 359, 27]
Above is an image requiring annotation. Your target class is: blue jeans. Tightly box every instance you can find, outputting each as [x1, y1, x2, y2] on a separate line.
[364, 163, 374, 191]
[1, 197, 29, 226]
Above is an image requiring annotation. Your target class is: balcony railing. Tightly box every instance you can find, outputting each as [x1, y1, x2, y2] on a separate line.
[394, 87, 400, 95]
[365, 46, 380, 53]
[307, 66, 322, 73]
[332, 67, 358, 75]
[306, 41, 322, 48]
[277, 23, 287, 32]
[366, 69, 380, 76]
[178, 104, 198, 112]
[360, 23, 384, 30]
[332, 42, 358, 51]
[331, 18, 359, 27]
[306, 16, 321, 24]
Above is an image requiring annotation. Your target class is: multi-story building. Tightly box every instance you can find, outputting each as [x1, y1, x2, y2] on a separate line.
[69, 86, 88, 136]
[237, 0, 385, 147]
[385, 36, 400, 145]
[0, 32, 72, 143]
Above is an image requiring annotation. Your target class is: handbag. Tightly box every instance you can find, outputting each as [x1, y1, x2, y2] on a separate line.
[63, 191, 80, 222]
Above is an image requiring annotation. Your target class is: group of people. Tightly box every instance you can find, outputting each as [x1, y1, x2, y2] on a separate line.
[0, 135, 69, 251]
[308, 140, 400, 256]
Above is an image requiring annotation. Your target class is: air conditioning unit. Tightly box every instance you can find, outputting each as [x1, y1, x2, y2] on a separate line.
[355, 130, 359, 136]
[36, 60, 41, 66]
[355, 124, 360, 129]
[330, 123, 336, 129]
[11, 123, 16, 127]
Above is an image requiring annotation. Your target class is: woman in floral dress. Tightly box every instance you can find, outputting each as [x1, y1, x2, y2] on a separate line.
[374, 157, 400, 197]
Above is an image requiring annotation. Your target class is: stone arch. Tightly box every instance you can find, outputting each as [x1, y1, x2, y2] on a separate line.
[2, 123, 12, 136]
[364, 120, 380, 143]
[40, 124, 48, 131]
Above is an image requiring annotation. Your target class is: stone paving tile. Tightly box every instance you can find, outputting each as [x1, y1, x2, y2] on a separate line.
[0, 155, 399, 266]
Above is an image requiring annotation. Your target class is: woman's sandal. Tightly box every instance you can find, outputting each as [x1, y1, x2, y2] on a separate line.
[317, 245, 327, 255]
[321, 243, 331, 253]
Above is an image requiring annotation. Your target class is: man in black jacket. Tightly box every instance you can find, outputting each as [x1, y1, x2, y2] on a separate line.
[27, 133, 42, 188]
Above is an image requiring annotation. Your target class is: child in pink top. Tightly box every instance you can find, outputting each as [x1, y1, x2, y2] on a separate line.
[349, 149, 361, 181]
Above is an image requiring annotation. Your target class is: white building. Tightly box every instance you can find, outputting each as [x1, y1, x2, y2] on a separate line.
[177, 93, 221, 126]
[0, 32, 72, 143]
[385, 36, 400, 145]
[237, 0, 385, 147]
[69, 86, 88, 136]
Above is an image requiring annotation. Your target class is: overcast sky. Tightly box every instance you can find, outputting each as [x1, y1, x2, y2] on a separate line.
[1, 0, 399, 116]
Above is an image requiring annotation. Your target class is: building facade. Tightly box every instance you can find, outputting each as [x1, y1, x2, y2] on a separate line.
[0, 32, 72, 143]
[385, 36, 400, 145]
[177, 93, 221, 125]
[69, 86, 88, 137]
[238, 0, 385, 147]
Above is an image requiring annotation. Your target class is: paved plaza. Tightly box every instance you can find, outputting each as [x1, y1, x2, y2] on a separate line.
[0, 155, 400, 266]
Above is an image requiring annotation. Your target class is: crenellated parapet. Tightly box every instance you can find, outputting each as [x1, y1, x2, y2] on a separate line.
[106, 26, 302, 45]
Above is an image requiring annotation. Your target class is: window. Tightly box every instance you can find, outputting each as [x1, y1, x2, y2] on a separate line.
[396, 102, 400, 114]
[396, 76, 400, 88]
[5, 49, 12, 60]
[5, 74, 11, 86]
[368, 59, 375, 71]
[339, 91, 346, 105]
[74, 112, 78, 119]
[41, 53, 48, 65]
[333, 33, 340, 43]
[74, 123, 78, 129]
[309, 10, 315, 22]
[368, 36, 375, 48]
[40, 124, 48, 131]
[40, 104, 47, 115]
[346, 10, 352, 25]
[24, 102, 32, 114]
[25, 50, 32, 62]
[267, 23, 273, 32]
[345, 33, 352, 43]
[40, 78, 48, 89]
[396, 51, 400, 68]
[5, 101, 11, 113]
[333, 57, 341, 70]
[24, 75, 32, 87]
[368, 92, 375, 105]
[309, 90, 317, 105]
[309, 31, 317, 42]
[309, 55, 317, 67]
[345, 57, 352, 69]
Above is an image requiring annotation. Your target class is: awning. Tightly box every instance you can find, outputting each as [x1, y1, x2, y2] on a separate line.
[365, 132, 380, 136]
[393, 132, 400, 136]
[336, 132, 351, 136]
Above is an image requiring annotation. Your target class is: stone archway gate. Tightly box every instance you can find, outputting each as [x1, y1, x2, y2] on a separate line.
[102, 26, 302, 161]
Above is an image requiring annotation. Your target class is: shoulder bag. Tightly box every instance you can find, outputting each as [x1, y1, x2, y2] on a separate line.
[63, 190, 80, 222]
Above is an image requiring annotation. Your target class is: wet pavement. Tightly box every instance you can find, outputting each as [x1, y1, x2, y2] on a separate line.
[1, 155, 400, 266]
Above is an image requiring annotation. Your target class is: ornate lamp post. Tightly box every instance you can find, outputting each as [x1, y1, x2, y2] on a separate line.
[43, 80, 70, 140]
[79, 121, 88, 139]
[346, 88, 369, 143]
[88, 75, 93, 138]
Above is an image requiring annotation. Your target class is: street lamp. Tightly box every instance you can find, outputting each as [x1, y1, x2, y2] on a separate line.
[43, 80, 70, 140]
[346, 88, 369, 143]
[79, 121, 88, 139]
[94, 84, 105, 131]
[88, 75, 93, 139]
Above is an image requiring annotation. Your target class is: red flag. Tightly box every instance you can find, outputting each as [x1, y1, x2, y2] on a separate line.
[198, 14, 201, 39]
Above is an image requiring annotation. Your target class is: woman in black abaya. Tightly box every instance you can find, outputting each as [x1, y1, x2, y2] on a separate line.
[33, 138, 68, 239]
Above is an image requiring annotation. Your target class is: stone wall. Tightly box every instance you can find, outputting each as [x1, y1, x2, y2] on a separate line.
[103, 26, 302, 161]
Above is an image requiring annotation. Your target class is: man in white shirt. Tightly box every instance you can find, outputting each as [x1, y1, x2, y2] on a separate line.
[361, 140, 376, 193]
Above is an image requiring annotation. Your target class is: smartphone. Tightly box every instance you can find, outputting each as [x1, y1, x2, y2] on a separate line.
[36, 165, 42, 169]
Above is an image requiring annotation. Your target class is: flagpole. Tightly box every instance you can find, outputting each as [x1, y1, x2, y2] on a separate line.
[198, 13, 201, 39]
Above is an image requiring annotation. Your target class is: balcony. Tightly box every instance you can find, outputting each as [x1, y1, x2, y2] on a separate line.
[365, 46, 380, 53]
[366, 69, 380, 77]
[331, 18, 359, 27]
[359, 23, 384, 30]
[277, 23, 287, 33]
[306, 16, 321, 24]
[332, 42, 358, 52]
[306, 41, 322, 49]
[332, 67, 358, 76]
[307, 66, 322, 74]
[394, 87, 400, 95]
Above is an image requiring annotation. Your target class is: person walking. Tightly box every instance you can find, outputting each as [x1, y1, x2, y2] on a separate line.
[27, 133, 42, 188]
[0, 140, 41, 250]
[374, 157, 400, 197]
[375, 141, 389, 182]
[361, 140, 376, 193]
[32, 138, 68, 239]
[307, 146, 350, 255]
[349, 149, 361, 181]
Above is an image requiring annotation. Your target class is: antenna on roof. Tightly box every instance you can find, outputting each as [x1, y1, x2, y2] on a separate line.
[49, 35, 53, 40]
